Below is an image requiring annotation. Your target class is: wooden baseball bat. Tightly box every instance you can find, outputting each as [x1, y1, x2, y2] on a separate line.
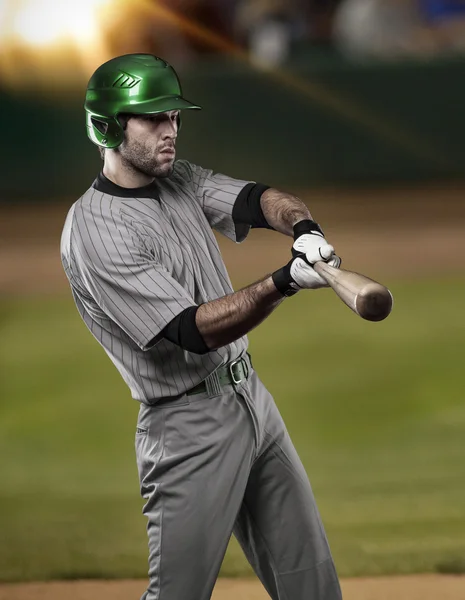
[313, 261, 393, 322]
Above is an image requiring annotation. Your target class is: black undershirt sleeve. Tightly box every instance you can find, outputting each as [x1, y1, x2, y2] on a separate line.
[232, 182, 274, 232]
[147, 305, 210, 354]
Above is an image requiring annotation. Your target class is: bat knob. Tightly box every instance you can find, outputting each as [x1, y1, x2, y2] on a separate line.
[355, 284, 393, 322]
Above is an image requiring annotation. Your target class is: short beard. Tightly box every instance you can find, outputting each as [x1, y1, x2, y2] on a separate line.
[117, 137, 174, 179]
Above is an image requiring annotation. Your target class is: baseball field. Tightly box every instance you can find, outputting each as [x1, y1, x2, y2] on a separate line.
[1, 185, 464, 599]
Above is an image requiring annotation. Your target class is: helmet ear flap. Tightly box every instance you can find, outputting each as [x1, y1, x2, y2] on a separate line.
[87, 114, 125, 148]
[91, 118, 108, 135]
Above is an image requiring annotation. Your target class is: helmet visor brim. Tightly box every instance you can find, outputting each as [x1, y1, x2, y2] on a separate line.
[123, 95, 201, 115]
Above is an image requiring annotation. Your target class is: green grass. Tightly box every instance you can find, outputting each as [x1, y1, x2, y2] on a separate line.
[0, 278, 465, 581]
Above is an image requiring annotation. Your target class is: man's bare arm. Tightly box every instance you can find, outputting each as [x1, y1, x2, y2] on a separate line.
[260, 188, 313, 236]
[195, 189, 327, 351]
[196, 275, 285, 350]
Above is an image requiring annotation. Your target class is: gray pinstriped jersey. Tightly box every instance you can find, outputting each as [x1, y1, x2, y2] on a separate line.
[60, 159, 253, 403]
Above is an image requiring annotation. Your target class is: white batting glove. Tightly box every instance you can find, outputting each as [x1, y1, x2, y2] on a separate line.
[290, 257, 329, 290]
[292, 219, 337, 265]
[272, 256, 329, 295]
[272, 219, 341, 296]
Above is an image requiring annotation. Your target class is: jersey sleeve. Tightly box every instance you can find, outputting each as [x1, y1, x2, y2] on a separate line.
[71, 200, 195, 351]
[180, 160, 254, 243]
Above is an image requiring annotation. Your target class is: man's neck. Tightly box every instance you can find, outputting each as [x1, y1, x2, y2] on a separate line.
[103, 159, 154, 189]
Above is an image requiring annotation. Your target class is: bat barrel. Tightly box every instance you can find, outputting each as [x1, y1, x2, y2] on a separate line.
[313, 261, 393, 322]
[355, 284, 393, 322]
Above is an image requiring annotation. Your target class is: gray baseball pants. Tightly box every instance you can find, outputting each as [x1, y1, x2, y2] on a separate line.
[135, 358, 342, 600]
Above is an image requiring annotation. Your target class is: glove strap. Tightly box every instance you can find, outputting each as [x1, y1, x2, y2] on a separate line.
[293, 219, 324, 240]
[272, 261, 300, 297]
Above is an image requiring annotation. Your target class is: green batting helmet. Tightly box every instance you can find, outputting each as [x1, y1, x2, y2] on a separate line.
[85, 53, 201, 149]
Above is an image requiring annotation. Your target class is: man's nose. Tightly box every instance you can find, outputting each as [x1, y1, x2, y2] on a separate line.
[162, 120, 178, 139]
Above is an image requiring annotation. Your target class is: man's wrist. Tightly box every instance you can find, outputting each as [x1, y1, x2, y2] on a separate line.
[293, 219, 324, 240]
[271, 261, 300, 297]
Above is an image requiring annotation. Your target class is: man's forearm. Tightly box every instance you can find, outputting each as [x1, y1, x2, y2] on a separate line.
[195, 189, 315, 351]
[260, 188, 313, 236]
[196, 276, 285, 350]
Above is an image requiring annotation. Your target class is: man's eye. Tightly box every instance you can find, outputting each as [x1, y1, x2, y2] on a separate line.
[141, 114, 177, 123]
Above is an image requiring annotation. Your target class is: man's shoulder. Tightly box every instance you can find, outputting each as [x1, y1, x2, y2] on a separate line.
[169, 159, 193, 185]
[62, 186, 128, 253]
[61, 187, 93, 236]
[72, 183, 122, 219]
[173, 158, 191, 174]
[171, 159, 209, 184]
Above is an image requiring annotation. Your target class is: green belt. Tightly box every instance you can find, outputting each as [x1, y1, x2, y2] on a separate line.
[187, 356, 250, 396]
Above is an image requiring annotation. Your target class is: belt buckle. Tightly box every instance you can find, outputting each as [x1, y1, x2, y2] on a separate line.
[229, 357, 249, 385]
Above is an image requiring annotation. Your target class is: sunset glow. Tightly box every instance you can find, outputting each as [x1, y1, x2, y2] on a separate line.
[8, 0, 110, 46]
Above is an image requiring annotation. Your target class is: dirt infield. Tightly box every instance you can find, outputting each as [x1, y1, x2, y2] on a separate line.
[1, 575, 465, 600]
[1, 184, 465, 294]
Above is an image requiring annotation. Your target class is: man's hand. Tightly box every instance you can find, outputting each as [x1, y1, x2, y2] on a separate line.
[272, 256, 329, 296]
[291, 219, 339, 265]
[271, 219, 342, 296]
[293, 232, 335, 263]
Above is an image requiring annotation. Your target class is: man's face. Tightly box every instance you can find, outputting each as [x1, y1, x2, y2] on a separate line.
[117, 110, 179, 179]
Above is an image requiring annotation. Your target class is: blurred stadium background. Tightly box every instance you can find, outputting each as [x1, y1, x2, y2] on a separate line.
[1, 0, 465, 598]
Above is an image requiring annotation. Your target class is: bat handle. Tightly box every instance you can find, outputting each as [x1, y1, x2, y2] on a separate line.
[313, 261, 340, 287]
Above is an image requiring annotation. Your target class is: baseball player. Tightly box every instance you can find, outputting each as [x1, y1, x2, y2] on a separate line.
[60, 53, 343, 600]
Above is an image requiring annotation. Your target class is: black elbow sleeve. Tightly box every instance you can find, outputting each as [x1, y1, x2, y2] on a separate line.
[232, 182, 273, 230]
[161, 306, 210, 354]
